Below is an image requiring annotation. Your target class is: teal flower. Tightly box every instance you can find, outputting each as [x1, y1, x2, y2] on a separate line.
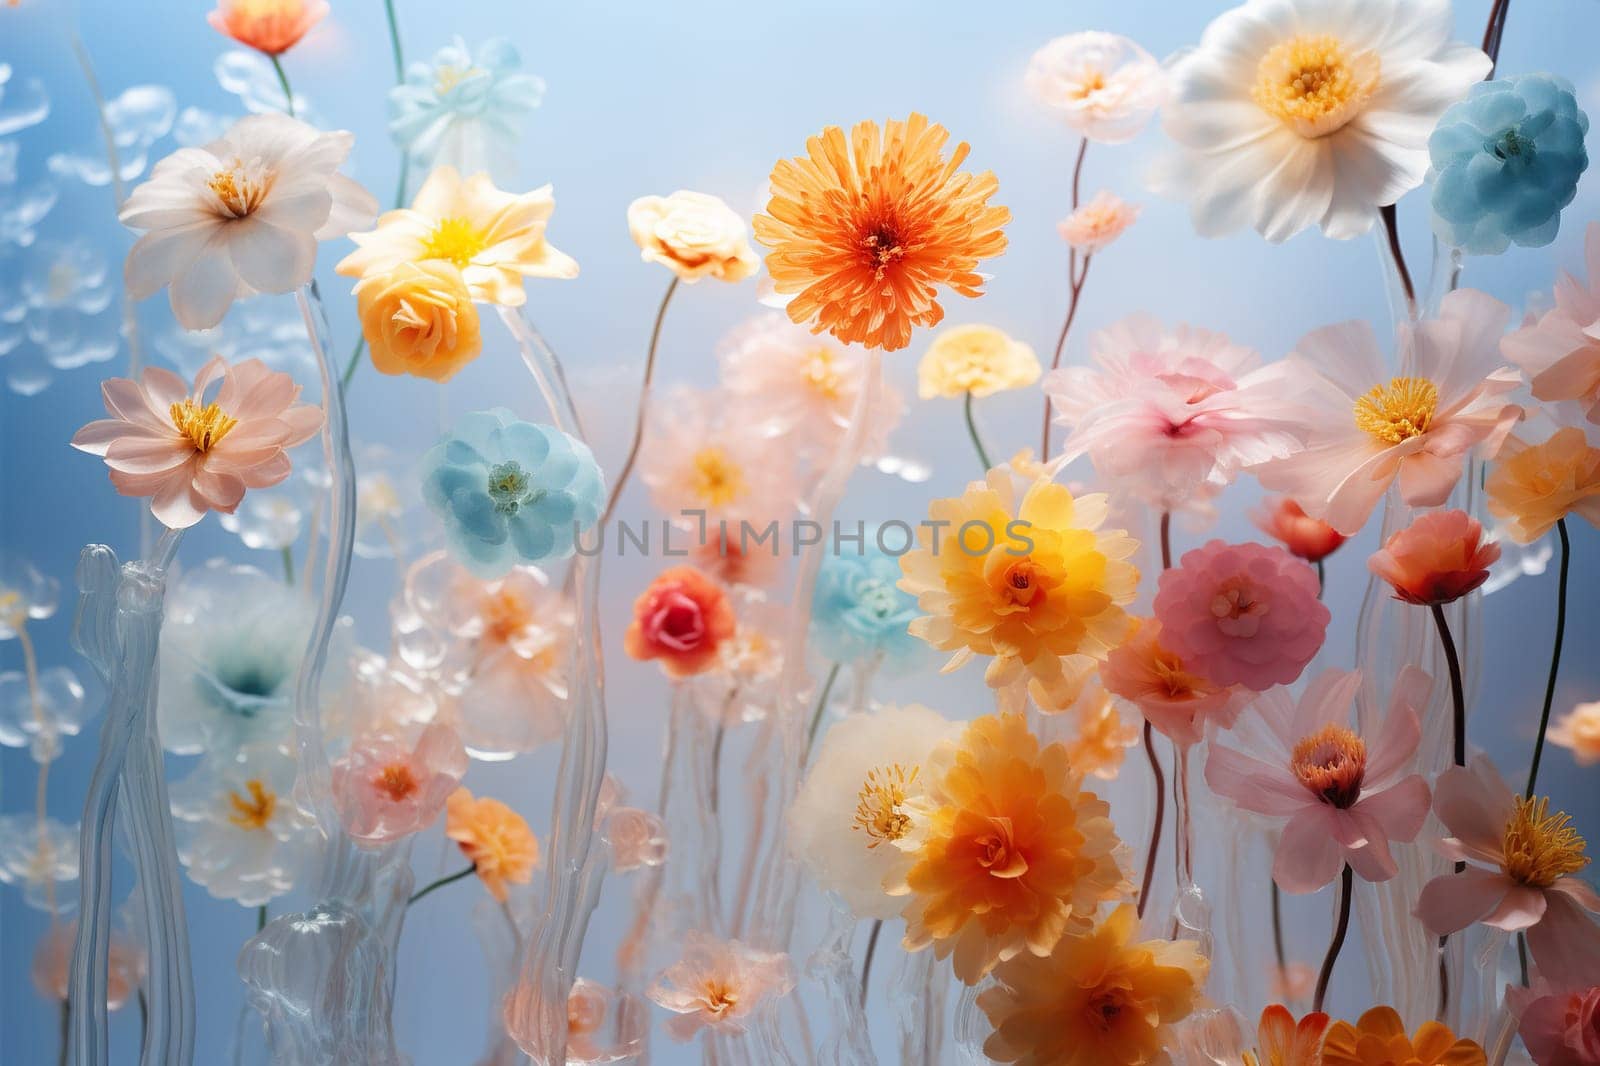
[810, 539, 923, 673]
[420, 409, 603, 578]
[388, 38, 545, 184]
[1429, 74, 1589, 256]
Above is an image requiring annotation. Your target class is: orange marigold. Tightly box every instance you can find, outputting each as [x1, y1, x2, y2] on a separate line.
[1322, 1007, 1485, 1066]
[892, 713, 1130, 984]
[445, 788, 539, 902]
[754, 113, 1010, 352]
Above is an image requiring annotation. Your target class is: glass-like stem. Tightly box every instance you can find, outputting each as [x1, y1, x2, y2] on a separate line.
[1525, 519, 1569, 798]
[599, 276, 679, 527]
[1313, 863, 1354, 1012]
[1172, 743, 1195, 891]
[804, 662, 843, 758]
[860, 918, 884, 1009]
[1378, 205, 1418, 322]
[407, 864, 475, 906]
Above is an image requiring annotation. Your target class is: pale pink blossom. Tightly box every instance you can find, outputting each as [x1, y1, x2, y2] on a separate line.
[1099, 617, 1248, 747]
[1257, 289, 1524, 535]
[71, 355, 322, 530]
[1503, 223, 1600, 426]
[1205, 666, 1433, 893]
[331, 722, 467, 847]
[647, 931, 794, 1041]
[1056, 191, 1140, 254]
[637, 386, 799, 526]
[32, 921, 144, 1009]
[602, 806, 668, 872]
[1025, 31, 1164, 144]
[564, 978, 647, 1064]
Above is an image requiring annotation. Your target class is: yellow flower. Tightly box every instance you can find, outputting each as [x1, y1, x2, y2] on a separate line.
[977, 903, 1206, 1066]
[898, 472, 1138, 711]
[918, 324, 1041, 399]
[1486, 427, 1600, 543]
[627, 190, 758, 283]
[895, 713, 1130, 984]
[1321, 1007, 1485, 1066]
[354, 260, 482, 382]
[337, 166, 578, 307]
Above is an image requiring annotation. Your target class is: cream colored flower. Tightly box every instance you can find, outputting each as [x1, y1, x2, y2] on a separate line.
[1026, 32, 1164, 144]
[917, 324, 1041, 399]
[1057, 191, 1139, 254]
[1551, 701, 1600, 767]
[627, 190, 758, 283]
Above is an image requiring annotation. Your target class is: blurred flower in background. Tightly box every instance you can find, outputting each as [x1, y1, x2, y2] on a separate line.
[46, 84, 174, 189]
[0, 813, 79, 913]
[1025, 31, 1164, 143]
[810, 538, 924, 675]
[0, 664, 87, 762]
[390, 38, 545, 184]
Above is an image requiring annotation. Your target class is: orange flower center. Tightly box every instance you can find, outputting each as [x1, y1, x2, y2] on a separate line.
[226, 779, 277, 830]
[169, 399, 239, 453]
[1502, 795, 1590, 888]
[1084, 988, 1128, 1031]
[853, 763, 918, 849]
[207, 160, 271, 218]
[480, 588, 531, 646]
[421, 216, 490, 269]
[373, 762, 420, 802]
[689, 447, 747, 509]
[1251, 34, 1380, 138]
[996, 559, 1051, 611]
[702, 980, 739, 1016]
[1290, 725, 1367, 808]
[974, 815, 1029, 879]
[1150, 646, 1209, 701]
[1209, 582, 1268, 636]
[861, 222, 907, 280]
[1354, 376, 1440, 445]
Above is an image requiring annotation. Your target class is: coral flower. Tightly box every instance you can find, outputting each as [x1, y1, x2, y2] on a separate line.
[602, 805, 668, 872]
[354, 259, 483, 383]
[32, 921, 145, 1010]
[1252, 496, 1346, 564]
[753, 113, 1010, 352]
[977, 904, 1206, 1066]
[1509, 980, 1600, 1066]
[1415, 758, 1600, 975]
[1257, 289, 1524, 535]
[917, 324, 1041, 399]
[1322, 1006, 1486, 1066]
[331, 722, 468, 847]
[207, 0, 328, 56]
[893, 713, 1131, 984]
[1154, 540, 1329, 692]
[1206, 667, 1433, 893]
[1024, 33, 1165, 144]
[898, 472, 1139, 712]
[1488, 428, 1600, 544]
[1368, 509, 1500, 606]
[1503, 224, 1600, 425]
[623, 566, 736, 679]
[1100, 616, 1248, 748]
[1061, 681, 1141, 782]
[1552, 701, 1600, 767]
[626, 190, 758, 283]
[647, 931, 794, 1041]
[72, 355, 322, 530]
[1056, 191, 1140, 255]
[336, 166, 578, 306]
[445, 788, 539, 902]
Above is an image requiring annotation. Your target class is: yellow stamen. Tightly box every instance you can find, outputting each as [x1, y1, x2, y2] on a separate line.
[421, 216, 490, 269]
[169, 399, 239, 453]
[1503, 795, 1589, 888]
[207, 161, 269, 217]
[1252, 34, 1380, 138]
[1353, 376, 1440, 445]
[433, 64, 481, 95]
[227, 779, 277, 830]
[688, 447, 747, 509]
[853, 763, 918, 848]
[1290, 725, 1367, 808]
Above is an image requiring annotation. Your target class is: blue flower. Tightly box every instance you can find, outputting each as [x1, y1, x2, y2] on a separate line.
[810, 539, 923, 672]
[420, 409, 603, 578]
[1428, 73, 1589, 256]
[389, 38, 545, 185]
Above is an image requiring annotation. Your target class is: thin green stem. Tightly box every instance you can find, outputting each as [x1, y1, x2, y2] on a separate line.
[1313, 864, 1354, 1013]
[803, 663, 843, 757]
[1525, 518, 1569, 798]
[1316, 559, 1325, 598]
[599, 276, 679, 527]
[256, 904, 267, 932]
[280, 546, 295, 586]
[407, 864, 475, 906]
[963, 392, 993, 471]
[382, 0, 406, 81]
[859, 918, 883, 1009]
[341, 338, 366, 390]
[270, 55, 296, 118]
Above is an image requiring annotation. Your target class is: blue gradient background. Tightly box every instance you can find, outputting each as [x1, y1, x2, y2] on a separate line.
[4, 1, 1600, 1062]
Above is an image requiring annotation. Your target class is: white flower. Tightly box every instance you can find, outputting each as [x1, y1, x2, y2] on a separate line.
[171, 744, 314, 906]
[0, 665, 88, 763]
[786, 704, 959, 919]
[1025, 32, 1165, 144]
[120, 112, 377, 329]
[1154, 0, 1490, 241]
[0, 813, 80, 913]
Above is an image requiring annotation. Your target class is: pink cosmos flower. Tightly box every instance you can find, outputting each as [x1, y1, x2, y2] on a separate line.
[1368, 509, 1500, 606]
[647, 931, 794, 1041]
[1256, 289, 1524, 535]
[331, 722, 468, 848]
[71, 355, 322, 530]
[1056, 191, 1140, 255]
[1503, 223, 1600, 426]
[1044, 315, 1308, 507]
[1415, 758, 1600, 976]
[1154, 540, 1329, 692]
[1025, 32, 1164, 144]
[1205, 666, 1433, 893]
[1098, 616, 1248, 747]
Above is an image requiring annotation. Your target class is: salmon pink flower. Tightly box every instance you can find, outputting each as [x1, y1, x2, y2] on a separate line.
[647, 931, 794, 1041]
[331, 722, 468, 848]
[1508, 972, 1600, 1066]
[1100, 616, 1248, 747]
[1205, 667, 1433, 893]
[1368, 509, 1500, 606]
[32, 920, 145, 1010]
[1503, 223, 1600, 426]
[207, 0, 328, 56]
[623, 566, 736, 680]
[1251, 496, 1346, 564]
[1552, 701, 1600, 767]
[1056, 191, 1140, 255]
[71, 355, 322, 530]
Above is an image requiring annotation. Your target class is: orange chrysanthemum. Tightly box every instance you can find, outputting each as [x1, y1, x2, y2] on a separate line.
[754, 113, 1010, 352]
[1322, 1007, 1485, 1066]
[893, 713, 1130, 984]
[445, 788, 539, 902]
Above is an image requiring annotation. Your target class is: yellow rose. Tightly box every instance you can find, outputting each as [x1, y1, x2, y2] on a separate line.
[355, 260, 483, 383]
[917, 324, 1041, 399]
[626, 190, 758, 283]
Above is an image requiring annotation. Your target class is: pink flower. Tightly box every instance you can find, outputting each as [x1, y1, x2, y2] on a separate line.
[1205, 666, 1433, 893]
[1154, 540, 1329, 691]
[1044, 315, 1307, 507]
[71, 355, 322, 530]
[1025, 32, 1164, 144]
[1509, 982, 1600, 1066]
[32, 921, 144, 1010]
[564, 978, 647, 1064]
[1251, 497, 1346, 564]
[602, 805, 668, 872]
[1503, 223, 1600, 426]
[1368, 509, 1500, 606]
[330, 722, 468, 847]
[1415, 758, 1600, 977]
[637, 386, 799, 526]
[647, 931, 794, 1041]
[1056, 191, 1140, 254]
[1257, 289, 1524, 535]
[1098, 617, 1248, 747]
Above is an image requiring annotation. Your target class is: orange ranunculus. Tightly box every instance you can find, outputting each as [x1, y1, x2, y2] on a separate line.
[623, 566, 736, 679]
[1321, 1006, 1486, 1066]
[355, 260, 483, 383]
[1252, 496, 1347, 563]
[1367, 509, 1500, 607]
[1486, 427, 1600, 544]
[754, 113, 1009, 352]
[445, 788, 539, 902]
[206, 0, 328, 56]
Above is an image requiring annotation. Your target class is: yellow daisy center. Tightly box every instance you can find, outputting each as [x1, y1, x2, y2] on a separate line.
[802, 346, 845, 398]
[688, 447, 747, 509]
[853, 763, 918, 849]
[1353, 376, 1440, 444]
[421, 216, 490, 269]
[1290, 724, 1367, 808]
[207, 160, 270, 218]
[433, 64, 482, 95]
[170, 399, 239, 453]
[1502, 795, 1589, 888]
[1252, 33, 1380, 138]
[227, 779, 277, 831]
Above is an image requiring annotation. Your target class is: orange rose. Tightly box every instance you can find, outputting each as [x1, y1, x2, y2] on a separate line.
[355, 260, 483, 383]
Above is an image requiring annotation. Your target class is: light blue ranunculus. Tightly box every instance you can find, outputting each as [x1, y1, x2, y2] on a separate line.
[1428, 73, 1589, 256]
[420, 409, 603, 578]
[810, 539, 924, 673]
[388, 38, 545, 185]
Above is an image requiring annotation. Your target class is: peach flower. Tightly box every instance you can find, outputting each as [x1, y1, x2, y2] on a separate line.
[627, 191, 758, 284]
[563, 978, 646, 1064]
[1100, 616, 1248, 747]
[623, 567, 736, 679]
[207, 0, 328, 56]
[71, 355, 322, 530]
[1552, 701, 1600, 767]
[1251, 496, 1346, 564]
[1062, 681, 1140, 781]
[647, 931, 794, 1041]
[32, 921, 144, 1010]
[601, 805, 668, 872]
[445, 788, 539, 902]
[355, 260, 483, 383]
[1322, 1007, 1485, 1066]
[1368, 509, 1500, 606]
[1024, 32, 1164, 144]
[1502, 223, 1600, 425]
[331, 722, 468, 847]
[1056, 191, 1140, 255]
[1488, 428, 1600, 544]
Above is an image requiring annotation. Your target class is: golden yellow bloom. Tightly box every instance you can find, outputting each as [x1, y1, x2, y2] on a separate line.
[1486, 428, 1600, 544]
[1551, 700, 1600, 766]
[354, 260, 482, 383]
[754, 113, 1009, 352]
[917, 324, 1041, 399]
[445, 788, 540, 902]
[627, 190, 758, 283]
[977, 903, 1206, 1066]
[1321, 1006, 1485, 1066]
[894, 713, 1130, 984]
[898, 472, 1138, 711]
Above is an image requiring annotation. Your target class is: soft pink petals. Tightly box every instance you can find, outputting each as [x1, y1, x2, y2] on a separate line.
[1433, 761, 1515, 856]
[1416, 865, 1511, 934]
[1274, 807, 1346, 893]
[331, 722, 468, 848]
[1527, 893, 1600, 994]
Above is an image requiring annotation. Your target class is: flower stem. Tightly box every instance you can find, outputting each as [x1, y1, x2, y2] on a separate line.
[1429, 603, 1466, 767]
[1378, 205, 1417, 320]
[255, 904, 267, 932]
[859, 917, 883, 1009]
[1041, 138, 1092, 463]
[1313, 863, 1354, 1012]
[1525, 518, 1569, 798]
[803, 662, 842, 758]
[1482, 0, 1512, 74]
[709, 717, 727, 818]
[1159, 511, 1173, 570]
[599, 276, 679, 527]
[1316, 559, 1325, 598]
[963, 392, 993, 472]
[382, 0, 406, 81]
[1270, 881, 1288, 981]
[406, 864, 475, 906]
[279, 546, 295, 586]
[1136, 720, 1166, 921]
[269, 54, 296, 118]
[58, 998, 69, 1066]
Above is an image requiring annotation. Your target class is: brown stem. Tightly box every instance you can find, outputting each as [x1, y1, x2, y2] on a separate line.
[1429, 603, 1466, 767]
[1379, 205, 1418, 319]
[1040, 137, 1092, 463]
[598, 276, 679, 527]
[859, 918, 883, 1009]
[1313, 864, 1354, 1012]
[1136, 721, 1166, 920]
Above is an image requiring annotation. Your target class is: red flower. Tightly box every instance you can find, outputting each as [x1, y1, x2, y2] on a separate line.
[623, 566, 736, 679]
